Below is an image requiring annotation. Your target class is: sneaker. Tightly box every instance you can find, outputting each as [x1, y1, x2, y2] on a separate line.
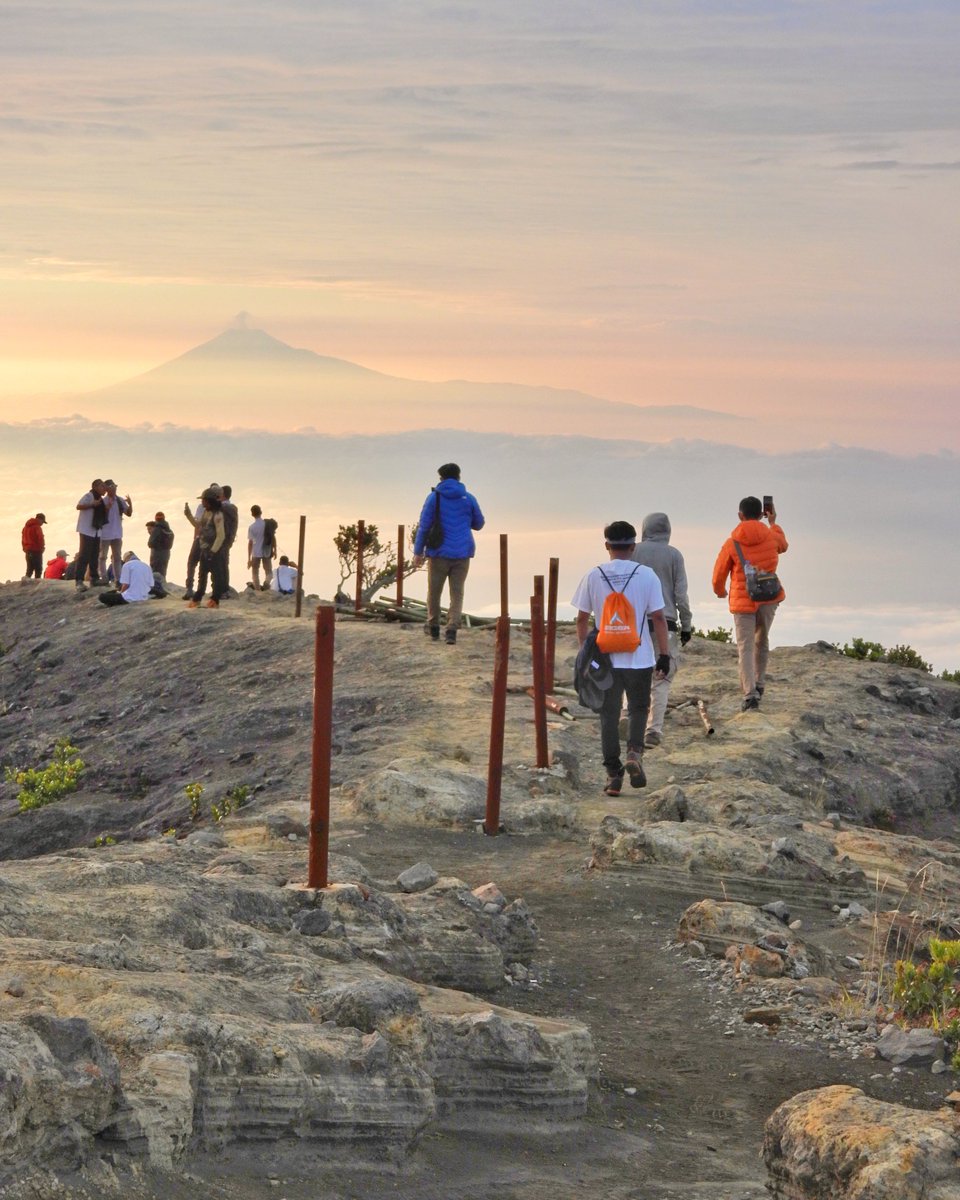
[603, 774, 624, 797]
[182, 591, 195, 601]
[425, 624, 440, 641]
[644, 730, 662, 749]
[205, 599, 219, 609]
[756, 685, 765, 697]
[624, 750, 647, 789]
[445, 629, 457, 645]
[187, 600, 200, 609]
[741, 697, 760, 712]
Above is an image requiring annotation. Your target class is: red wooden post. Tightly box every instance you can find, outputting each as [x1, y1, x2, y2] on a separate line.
[294, 515, 306, 618]
[530, 591, 549, 768]
[308, 605, 335, 889]
[396, 524, 405, 607]
[354, 519, 365, 615]
[484, 614, 511, 835]
[545, 557, 559, 688]
[499, 534, 508, 618]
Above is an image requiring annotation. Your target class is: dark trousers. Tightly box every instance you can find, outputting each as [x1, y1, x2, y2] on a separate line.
[194, 549, 227, 602]
[150, 549, 171, 579]
[185, 539, 201, 589]
[76, 534, 100, 586]
[600, 666, 653, 777]
[24, 551, 43, 578]
[98, 591, 129, 607]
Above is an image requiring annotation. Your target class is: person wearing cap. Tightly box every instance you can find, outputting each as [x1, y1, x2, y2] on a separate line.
[632, 512, 693, 749]
[147, 511, 175, 580]
[97, 480, 133, 587]
[411, 463, 485, 645]
[183, 483, 221, 599]
[43, 549, 69, 580]
[97, 551, 155, 607]
[21, 513, 46, 580]
[183, 488, 226, 609]
[571, 520, 671, 797]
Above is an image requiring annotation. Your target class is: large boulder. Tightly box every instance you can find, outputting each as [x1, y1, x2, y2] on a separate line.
[764, 1085, 960, 1199]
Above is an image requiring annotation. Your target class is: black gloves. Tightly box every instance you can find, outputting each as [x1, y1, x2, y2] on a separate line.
[655, 654, 671, 676]
[680, 630, 692, 646]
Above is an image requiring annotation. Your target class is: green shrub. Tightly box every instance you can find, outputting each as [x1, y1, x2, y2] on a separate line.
[941, 668, 960, 685]
[694, 626, 733, 644]
[892, 939, 960, 1041]
[885, 644, 932, 673]
[185, 782, 204, 821]
[5, 739, 86, 812]
[842, 637, 886, 662]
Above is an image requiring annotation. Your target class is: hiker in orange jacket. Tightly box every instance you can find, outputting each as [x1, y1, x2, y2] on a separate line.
[712, 496, 788, 711]
[21, 513, 46, 579]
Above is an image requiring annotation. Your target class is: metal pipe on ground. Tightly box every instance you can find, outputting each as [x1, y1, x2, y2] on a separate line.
[484, 614, 511, 836]
[354, 519, 365, 616]
[530, 590, 549, 768]
[294, 515, 306, 618]
[395, 524, 405, 607]
[308, 604, 335, 889]
[545, 557, 559, 689]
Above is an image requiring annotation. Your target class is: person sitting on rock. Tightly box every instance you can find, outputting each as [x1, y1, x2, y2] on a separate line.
[43, 550, 69, 579]
[271, 556, 298, 595]
[98, 551, 155, 607]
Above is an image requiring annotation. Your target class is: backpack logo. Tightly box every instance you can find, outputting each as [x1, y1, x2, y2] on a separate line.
[596, 565, 642, 654]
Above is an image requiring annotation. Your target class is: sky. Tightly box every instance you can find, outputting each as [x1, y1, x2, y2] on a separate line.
[2, 1, 959, 451]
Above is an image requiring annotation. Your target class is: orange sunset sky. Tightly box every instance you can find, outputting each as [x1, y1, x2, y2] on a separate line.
[2, 2, 958, 453]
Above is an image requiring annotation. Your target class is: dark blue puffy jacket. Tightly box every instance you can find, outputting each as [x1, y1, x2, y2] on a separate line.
[414, 478, 485, 558]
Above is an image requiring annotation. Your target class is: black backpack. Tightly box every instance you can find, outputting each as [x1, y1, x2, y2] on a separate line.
[262, 518, 278, 550]
[573, 629, 614, 712]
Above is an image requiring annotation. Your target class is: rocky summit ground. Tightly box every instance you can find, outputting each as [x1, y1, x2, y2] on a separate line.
[2, 580, 960, 1199]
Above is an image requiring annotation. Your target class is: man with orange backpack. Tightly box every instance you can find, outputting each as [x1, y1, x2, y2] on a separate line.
[573, 520, 671, 796]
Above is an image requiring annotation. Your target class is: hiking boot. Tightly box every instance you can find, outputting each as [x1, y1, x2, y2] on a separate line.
[644, 730, 662, 749]
[205, 599, 219, 609]
[445, 629, 457, 645]
[425, 624, 440, 641]
[624, 750, 646, 789]
[741, 697, 760, 712]
[603, 774, 624, 797]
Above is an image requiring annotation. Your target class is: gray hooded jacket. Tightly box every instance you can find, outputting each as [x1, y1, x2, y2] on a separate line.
[631, 513, 692, 632]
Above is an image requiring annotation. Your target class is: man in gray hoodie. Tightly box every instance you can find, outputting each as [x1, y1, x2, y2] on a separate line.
[632, 512, 693, 747]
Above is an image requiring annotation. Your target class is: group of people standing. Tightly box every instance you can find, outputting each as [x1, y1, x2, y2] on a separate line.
[19, 480, 288, 609]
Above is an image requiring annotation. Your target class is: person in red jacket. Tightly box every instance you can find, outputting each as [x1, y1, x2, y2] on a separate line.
[21, 513, 46, 579]
[44, 550, 69, 579]
[712, 496, 788, 711]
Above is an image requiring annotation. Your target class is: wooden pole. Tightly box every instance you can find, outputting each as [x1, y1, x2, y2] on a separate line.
[307, 605, 335, 889]
[354, 519, 365, 615]
[499, 534, 508, 618]
[530, 591, 549, 769]
[484, 614, 511, 835]
[294, 515, 306, 618]
[545, 557, 559, 688]
[396, 524, 405, 607]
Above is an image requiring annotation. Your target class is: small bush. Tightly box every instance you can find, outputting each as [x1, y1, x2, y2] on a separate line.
[941, 668, 960, 685]
[842, 637, 886, 662]
[892, 939, 960, 1039]
[5, 739, 86, 812]
[885, 644, 932, 673]
[694, 626, 733, 644]
[185, 782, 204, 821]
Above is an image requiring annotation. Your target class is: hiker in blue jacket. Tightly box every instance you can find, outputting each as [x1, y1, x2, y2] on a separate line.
[412, 463, 485, 645]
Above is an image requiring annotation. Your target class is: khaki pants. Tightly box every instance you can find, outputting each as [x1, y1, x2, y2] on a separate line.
[427, 557, 470, 631]
[734, 603, 779, 700]
[647, 629, 680, 734]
